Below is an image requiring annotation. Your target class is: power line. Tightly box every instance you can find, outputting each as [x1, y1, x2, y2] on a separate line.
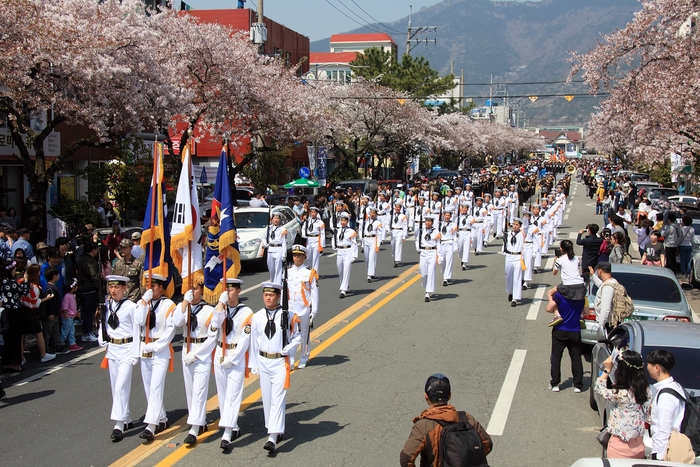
[349, 0, 405, 35]
[329, 92, 608, 100]
[461, 80, 586, 86]
[324, 0, 387, 34]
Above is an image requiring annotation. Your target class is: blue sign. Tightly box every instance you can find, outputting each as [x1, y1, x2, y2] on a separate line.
[200, 166, 207, 184]
[317, 147, 327, 184]
[299, 166, 310, 179]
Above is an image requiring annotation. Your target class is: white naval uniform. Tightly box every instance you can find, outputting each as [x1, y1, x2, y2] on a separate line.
[266, 225, 288, 285]
[461, 191, 474, 209]
[301, 217, 325, 274]
[379, 201, 391, 239]
[543, 204, 557, 253]
[286, 264, 319, 365]
[456, 213, 473, 266]
[389, 211, 408, 263]
[333, 226, 358, 293]
[100, 298, 140, 426]
[533, 215, 545, 269]
[427, 199, 442, 219]
[507, 190, 519, 224]
[472, 206, 487, 253]
[405, 196, 416, 231]
[173, 301, 217, 429]
[415, 225, 440, 295]
[135, 296, 177, 426]
[212, 302, 254, 431]
[363, 218, 382, 278]
[419, 189, 430, 201]
[484, 201, 494, 242]
[248, 307, 302, 437]
[357, 204, 370, 238]
[494, 196, 508, 237]
[504, 231, 526, 301]
[522, 225, 537, 283]
[438, 220, 457, 281]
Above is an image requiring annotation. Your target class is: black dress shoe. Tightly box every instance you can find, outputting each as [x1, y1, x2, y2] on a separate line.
[220, 439, 232, 451]
[276, 434, 284, 442]
[339, 292, 346, 298]
[198, 425, 208, 435]
[139, 429, 155, 441]
[231, 430, 240, 440]
[367, 277, 372, 283]
[533, 268, 539, 274]
[184, 434, 197, 446]
[111, 429, 124, 442]
[123, 422, 134, 431]
[156, 422, 168, 434]
[508, 294, 512, 302]
[393, 262, 398, 268]
[424, 296, 430, 303]
[462, 265, 466, 271]
[511, 301, 517, 307]
[263, 440, 276, 452]
[443, 280, 447, 286]
[522, 284, 528, 290]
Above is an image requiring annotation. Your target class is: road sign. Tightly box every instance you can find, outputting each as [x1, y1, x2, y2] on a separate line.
[199, 166, 207, 184]
[299, 166, 311, 179]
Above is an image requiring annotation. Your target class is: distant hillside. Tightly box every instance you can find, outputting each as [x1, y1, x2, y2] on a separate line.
[311, 0, 641, 126]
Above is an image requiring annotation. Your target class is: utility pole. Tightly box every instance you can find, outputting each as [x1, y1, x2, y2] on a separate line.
[405, 5, 437, 56]
[250, 0, 267, 51]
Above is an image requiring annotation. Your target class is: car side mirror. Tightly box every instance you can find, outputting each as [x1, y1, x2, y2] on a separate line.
[596, 325, 608, 344]
[681, 282, 694, 291]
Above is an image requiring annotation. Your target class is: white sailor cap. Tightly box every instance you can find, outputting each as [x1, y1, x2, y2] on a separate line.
[309, 206, 320, 212]
[261, 281, 282, 294]
[361, 194, 370, 200]
[221, 277, 244, 287]
[369, 206, 379, 213]
[513, 217, 524, 225]
[484, 193, 492, 198]
[424, 215, 436, 222]
[476, 196, 484, 201]
[509, 184, 515, 188]
[106, 275, 130, 285]
[291, 244, 307, 256]
[531, 203, 541, 208]
[270, 211, 282, 218]
[394, 199, 403, 206]
[144, 273, 167, 285]
[339, 212, 351, 219]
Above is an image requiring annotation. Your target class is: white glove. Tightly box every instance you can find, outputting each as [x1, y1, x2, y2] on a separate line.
[250, 368, 259, 375]
[183, 290, 194, 303]
[219, 291, 229, 305]
[130, 357, 139, 366]
[141, 289, 153, 303]
[183, 352, 197, 365]
[280, 344, 295, 356]
[220, 357, 233, 369]
[142, 343, 154, 354]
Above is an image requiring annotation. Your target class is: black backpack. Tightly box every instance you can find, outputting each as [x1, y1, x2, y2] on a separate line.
[433, 412, 489, 467]
[657, 387, 700, 456]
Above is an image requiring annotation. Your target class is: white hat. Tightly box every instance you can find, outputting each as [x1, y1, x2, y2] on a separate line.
[291, 244, 308, 255]
[144, 273, 167, 285]
[261, 281, 283, 294]
[221, 277, 244, 286]
[105, 275, 130, 285]
[339, 212, 351, 219]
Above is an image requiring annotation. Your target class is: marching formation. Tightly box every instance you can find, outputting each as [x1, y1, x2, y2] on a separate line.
[95, 149, 572, 457]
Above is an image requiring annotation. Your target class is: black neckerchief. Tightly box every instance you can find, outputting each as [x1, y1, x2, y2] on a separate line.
[108, 298, 125, 330]
[225, 303, 242, 335]
[189, 302, 205, 333]
[264, 306, 280, 339]
[148, 297, 163, 330]
[424, 228, 434, 241]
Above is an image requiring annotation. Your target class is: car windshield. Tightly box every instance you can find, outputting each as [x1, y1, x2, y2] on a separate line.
[592, 272, 682, 303]
[234, 212, 270, 229]
[692, 224, 700, 235]
[642, 346, 700, 390]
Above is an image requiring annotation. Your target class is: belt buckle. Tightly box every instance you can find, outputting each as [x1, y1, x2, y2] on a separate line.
[142, 351, 153, 359]
[220, 356, 226, 364]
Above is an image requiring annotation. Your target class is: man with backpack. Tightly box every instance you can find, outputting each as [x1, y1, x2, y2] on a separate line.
[647, 349, 698, 462]
[400, 374, 492, 467]
[588, 262, 633, 331]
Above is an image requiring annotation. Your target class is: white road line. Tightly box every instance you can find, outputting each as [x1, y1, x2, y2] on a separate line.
[487, 349, 527, 436]
[13, 346, 104, 387]
[564, 214, 569, 220]
[569, 232, 578, 239]
[526, 256, 554, 321]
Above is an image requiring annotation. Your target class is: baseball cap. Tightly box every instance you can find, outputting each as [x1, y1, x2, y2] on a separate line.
[119, 238, 133, 248]
[425, 373, 451, 402]
[131, 231, 141, 240]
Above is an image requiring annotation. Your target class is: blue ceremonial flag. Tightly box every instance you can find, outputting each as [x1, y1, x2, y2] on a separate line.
[203, 147, 241, 303]
[142, 143, 174, 298]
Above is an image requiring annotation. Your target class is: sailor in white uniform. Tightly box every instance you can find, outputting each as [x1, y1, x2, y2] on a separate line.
[248, 282, 302, 453]
[98, 275, 140, 442]
[363, 207, 382, 283]
[286, 245, 319, 369]
[333, 212, 358, 298]
[438, 210, 457, 286]
[504, 219, 526, 307]
[300, 207, 325, 274]
[456, 204, 473, 270]
[415, 216, 441, 302]
[471, 197, 487, 255]
[389, 201, 408, 267]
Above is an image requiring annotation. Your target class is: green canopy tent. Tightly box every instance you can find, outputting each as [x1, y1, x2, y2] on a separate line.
[283, 178, 320, 189]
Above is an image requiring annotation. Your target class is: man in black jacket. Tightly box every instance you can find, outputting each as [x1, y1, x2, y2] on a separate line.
[77, 241, 103, 343]
[576, 223, 603, 283]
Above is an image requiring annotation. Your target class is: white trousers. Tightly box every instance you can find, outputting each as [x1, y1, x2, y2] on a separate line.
[391, 232, 404, 262]
[267, 247, 285, 285]
[108, 358, 134, 424]
[306, 238, 322, 274]
[523, 244, 534, 282]
[440, 241, 455, 280]
[336, 250, 353, 292]
[407, 209, 415, 230]
[363, 238, 378, 277]
[533, 235, 543, 268]
[419, 250, 437, 294]
[182, 358, 211, 427]
[457, 232, 472, 264]
[258, 356, 287, 435]
[509, 203, 517, 224]
[493, 211, 504, 237]
[484, 218, 494, 241]
[505, 254, 523, 301]
[473, 225, 485, 252]
[141, 357, 169, 425]
[214, 362, 246, 430]
[297, 313, 311, 363]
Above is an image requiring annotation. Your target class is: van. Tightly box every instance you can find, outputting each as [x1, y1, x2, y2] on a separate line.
[336, 179, 378, 197]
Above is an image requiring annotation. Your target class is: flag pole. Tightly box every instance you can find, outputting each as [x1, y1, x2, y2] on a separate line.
[186, 133, 193, 354]
[145, 135, 158, 348]
[221, 139, 229, 361]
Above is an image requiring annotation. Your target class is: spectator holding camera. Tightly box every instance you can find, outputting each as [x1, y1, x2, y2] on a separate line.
[576, 223, 603, 283]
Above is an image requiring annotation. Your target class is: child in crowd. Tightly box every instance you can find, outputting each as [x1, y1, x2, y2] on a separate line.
[44, 267, 68, 354]
[59, 279, 83, 352]
[641, 231, 665, 267]
[547, 240, 586, 327]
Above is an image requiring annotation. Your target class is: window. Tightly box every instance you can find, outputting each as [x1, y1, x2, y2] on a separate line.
[642, 345, 700, 389]
[613, 272, 682, 303]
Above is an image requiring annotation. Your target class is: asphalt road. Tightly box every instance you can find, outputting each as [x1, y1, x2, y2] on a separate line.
[1, 181, 612, 467]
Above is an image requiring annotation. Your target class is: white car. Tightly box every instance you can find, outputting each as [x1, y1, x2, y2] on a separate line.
[235, 206, 300, 266]
[668, 195, 698, 205]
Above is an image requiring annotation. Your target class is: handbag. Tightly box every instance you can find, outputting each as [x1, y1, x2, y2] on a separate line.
[596, 429, 611, 449]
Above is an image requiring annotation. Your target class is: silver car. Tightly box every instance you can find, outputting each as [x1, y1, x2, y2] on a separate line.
[590, 321, 700, 461]
[235, 206, 300, 266]
[582, 264, 693, 346]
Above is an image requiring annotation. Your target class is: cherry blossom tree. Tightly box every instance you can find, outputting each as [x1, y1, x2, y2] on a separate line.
[570, 0, 699, 168]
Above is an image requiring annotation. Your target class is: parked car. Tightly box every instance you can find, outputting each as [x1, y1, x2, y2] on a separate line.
[668, 195, 699, 205]
[235, 206, 301, 267]
[581, 264, 693, 346]
[335, 179, 378, 197]
[648, 187, 680, 203]
[198, 187, 255, 220]
[95, 226, 142, 243]
[590, 321, 700, 462]
[617, 170, 650, 182]
[571, 456, 696, 466]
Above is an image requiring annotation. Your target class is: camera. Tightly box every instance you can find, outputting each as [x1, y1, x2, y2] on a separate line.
[554, 247, 562, 258]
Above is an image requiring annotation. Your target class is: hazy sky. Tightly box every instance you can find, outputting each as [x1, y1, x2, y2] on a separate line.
[189, 0, 446, 41]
